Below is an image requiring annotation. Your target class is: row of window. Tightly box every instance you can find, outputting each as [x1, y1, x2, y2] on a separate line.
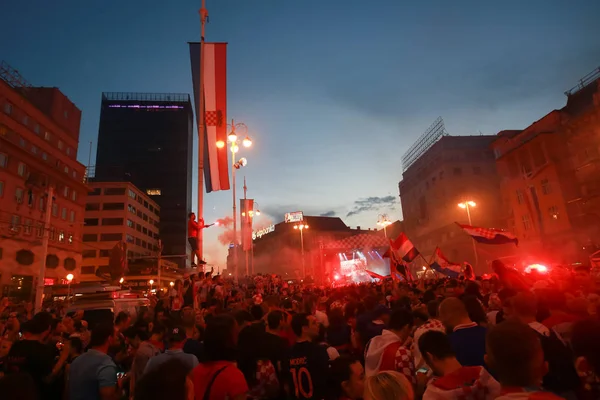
[82, 249, 151, 259]
[3, 101, 75, 160]
[85, 202, 159, 228]
[8, 215, 74, 244]
[0, 154, 79, 195]
[84, 217, 157, 240]
[520, 206, 560, 231]
[1, 183, 77, 222]
[82, 232, 158, 250]
[88, 187, 160, 216]
[515, 179, 552, 204]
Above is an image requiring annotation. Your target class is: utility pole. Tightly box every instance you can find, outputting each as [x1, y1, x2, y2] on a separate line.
[197, 0, 208, 262]
[243, 177, 249, 277]
[35, 186, 53, 314]
[157, 239, 163, 292]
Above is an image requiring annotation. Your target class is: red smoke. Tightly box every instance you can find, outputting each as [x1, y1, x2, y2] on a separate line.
[214, 216, 233, 227]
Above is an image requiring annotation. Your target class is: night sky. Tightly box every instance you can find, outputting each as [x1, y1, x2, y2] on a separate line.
[3, 0, 600, 266]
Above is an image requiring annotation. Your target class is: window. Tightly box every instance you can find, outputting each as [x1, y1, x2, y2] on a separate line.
[82, 250, 96, 258]
[100, 233, 123, 241]
[102, 218, 124, 226]
[541, 179, 551, 195]
[88, 188, 101, 196]
[49, 227, 56, 241]
[52, 203, 58, 216]
[39, 197, 45, 210]
[68, 233, 73, 244]
[42, 152, 48, 161]
[44, 131, 51, 141]
[22, 115, 29, 125]
[0, 153, 7, 168]
[31, 145, 38, 155]
[34, 124, 40, 134]
[104, 202, 125, 211]
[64, 165, 69, 174]
[17, 162, 27, 177]
[86, 203, 100, 211]
[4, 103, 12, 114]
[146, 189, 161, 196]
[23, 219, 32, 235]
[19, 137, 26, 147]
[126, 234, 134, 243]
[136, 210, 142, 218]
[58, 140, 64, 150]
[27, 191, 34, 207]
[0, 181, 3, 197]
[453, 167, 462, 176]
[69, 210, 75, 223]
[143, 213, 148, 222]
[36, 223, 43, 238]
[127, 219, 135, 228]
[128, 204, 136, 214]
[99, 249, 111, 257]
[58, 231, 65, 243]
[82, 234, 97, 242]
[10, 215, 20, 232]
[15, 187, 24, 204]
[104, 187, 126, 195]
[71, 191, 77, 201]
[72, 170, 77, 179]
[516, 190, 524, 205]
[66, 147, 71, 156]
[84, 218, 99, 226]
[522, 214, 532, 231]
[136, 223, 141, 232]
[63, 186, 70, 198]
[128, 189, 137, 200]
[473, 166, 481, 175]
[135, 238, 141, 246]
[142, 227, 148, 235]
[549, 206, 559, 220]
[61, 207, 67, 220]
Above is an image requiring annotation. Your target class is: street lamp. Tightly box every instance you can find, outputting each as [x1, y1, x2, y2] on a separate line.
[66, 274, 74, 305]
[377, 214, 393, 238]
[293, 224, 309, 278]
[149, 279, 154, 293]
[217, 120, 252, 280]
[458, 200, 479, 269]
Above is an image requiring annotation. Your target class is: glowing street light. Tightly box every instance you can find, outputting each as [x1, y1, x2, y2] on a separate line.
[217, 120, 253, 279]
[66, 274, 74, 305]
[458, 200, 479, 269]
[294, 224, 309, 278]
[377, 214, 393, 238]
[169, 281, 174, 287]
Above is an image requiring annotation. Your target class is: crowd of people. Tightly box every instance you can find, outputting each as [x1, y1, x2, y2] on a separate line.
[0, 263, 599, 400]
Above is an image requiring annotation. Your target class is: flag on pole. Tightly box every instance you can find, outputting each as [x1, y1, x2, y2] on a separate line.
[389, 233, 420, 263]
[240, 199, 254, 251]
[430, 247, 461, 278]
[456, 223, 518, 246]
[189, 42, 230, 192]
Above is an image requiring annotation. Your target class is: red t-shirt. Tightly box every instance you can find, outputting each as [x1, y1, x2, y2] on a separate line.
[192, 361, 248, 400]
[188, 220, 200, 238]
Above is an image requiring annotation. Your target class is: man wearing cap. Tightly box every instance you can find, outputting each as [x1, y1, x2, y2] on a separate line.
[144, 326, 198, 374]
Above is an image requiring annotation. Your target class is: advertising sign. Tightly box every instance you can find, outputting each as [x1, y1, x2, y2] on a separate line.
[284, 211, 304, 223]
[252, 224, 275, 240]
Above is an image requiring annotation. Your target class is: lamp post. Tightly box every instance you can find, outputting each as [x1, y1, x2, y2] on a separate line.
[149, 279, 154, 293]
[66, 274, 73, 305]
[377, 214, 392, 238]
[458, 200, 479, 268]
[217, 121, 252, 279]
[241, 196, 261, 276]
[293, 224, 309, 278]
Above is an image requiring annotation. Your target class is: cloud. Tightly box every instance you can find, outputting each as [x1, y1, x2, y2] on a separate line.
[320, 211, 336, 217]
[346, 195, 397, 217]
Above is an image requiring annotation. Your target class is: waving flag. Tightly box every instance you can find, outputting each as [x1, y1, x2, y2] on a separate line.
[190, 42, 230, 192]
[456, 223, 518, 246]
[430, 247, 461, 278]
[390, 233, 420, 263]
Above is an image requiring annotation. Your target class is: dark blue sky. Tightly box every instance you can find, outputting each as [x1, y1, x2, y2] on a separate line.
[3, 0, 599, 265]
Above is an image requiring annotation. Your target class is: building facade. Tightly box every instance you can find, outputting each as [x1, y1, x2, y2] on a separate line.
[94, 92, 193, 266]
[0, 62, 88, 297]
[81, 181, 160, 281]
[399, 135, 508, 273]
[491, 72, 600, 262]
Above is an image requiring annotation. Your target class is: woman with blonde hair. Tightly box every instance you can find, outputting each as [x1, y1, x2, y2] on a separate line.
[364, 370, 414, 400]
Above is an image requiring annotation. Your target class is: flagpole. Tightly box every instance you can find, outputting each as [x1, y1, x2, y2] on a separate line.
[196, 0, 208, 266]
[243, 177, 249, 277]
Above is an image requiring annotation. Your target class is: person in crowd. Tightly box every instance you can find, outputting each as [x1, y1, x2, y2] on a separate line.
[145, 326, 199, 373]
[135, 358, 194, 400]
[438, 297, 487, 367]
[413, 300, 445, 368]
[418, 330, 500, 399]
[364, 308, 415, 384]
[329, 355, 366, 400]
[0, 337, 13, 373]
[364, 370, 414, 400]
[284, 312, 329, 400]
[326, 308, 352, 355]
[0, 372, 39, 400]
[130, 323, 165, 395]
[511, 292, 580, 396]
[263, 310, 290, 374]
[68, 322, 119, 400]
[487, 288, 517, 326]
[192, 314, 248, 400]
[570, 319, 600, 400]
[540, 289, 579, 344]
[485, 320, 564, 399]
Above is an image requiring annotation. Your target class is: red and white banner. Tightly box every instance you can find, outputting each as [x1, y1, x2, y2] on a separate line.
[190, 42, 229, 192]
[456, 223, 518, 246]
[390, 232, 420, 263]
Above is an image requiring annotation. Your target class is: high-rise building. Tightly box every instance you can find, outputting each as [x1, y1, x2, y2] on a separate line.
[0, 61, 88, 298]
[399, 128, 508, 274]
[491, 70, 600, 262]
[94, 92, 193, 266]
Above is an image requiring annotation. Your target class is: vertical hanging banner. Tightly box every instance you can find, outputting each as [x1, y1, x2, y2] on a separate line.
[240, 199, 254, 251]
[189, 42, 230, 192]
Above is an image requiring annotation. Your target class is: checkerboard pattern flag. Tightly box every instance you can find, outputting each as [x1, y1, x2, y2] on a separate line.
[456, 223, 518, 246]
[205, 111, 217, 126]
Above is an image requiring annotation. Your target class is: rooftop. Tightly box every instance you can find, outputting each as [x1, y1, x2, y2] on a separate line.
[102, 92, 190, 103]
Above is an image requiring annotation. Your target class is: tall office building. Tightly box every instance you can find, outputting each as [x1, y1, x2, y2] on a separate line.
[95, 92, 193, 266]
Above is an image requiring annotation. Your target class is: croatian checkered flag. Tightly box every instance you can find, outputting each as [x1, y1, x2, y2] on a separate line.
[456, 223, 518, 246]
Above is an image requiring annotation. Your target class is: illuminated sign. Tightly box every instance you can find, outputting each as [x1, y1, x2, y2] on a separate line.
[253, 225, 275, 240]
[285, 211, 304, 223]
[146, 189, 161, 196]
